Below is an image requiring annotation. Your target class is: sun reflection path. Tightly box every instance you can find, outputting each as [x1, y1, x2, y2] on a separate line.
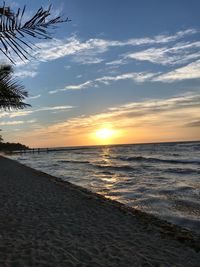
[101, 146, 112, 164]
[95, 147, 120, 194]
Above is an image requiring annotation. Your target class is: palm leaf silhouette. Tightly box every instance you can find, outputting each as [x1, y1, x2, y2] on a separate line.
[0, 4, 70, 63]
[0, 64, 30, 109]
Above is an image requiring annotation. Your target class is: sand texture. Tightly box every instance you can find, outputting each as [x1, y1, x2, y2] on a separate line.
[0, 156, 199, 266]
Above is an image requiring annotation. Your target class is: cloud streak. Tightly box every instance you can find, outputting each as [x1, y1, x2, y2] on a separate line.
[49, 72, 158, 94]
[27, 94, 41, 100]
[153, 59, 200, 82]
[126, 41, 200, 66]
[0, 105, 74, 119]
[0, 120, 36, 126]
[14, 70, 38, 78]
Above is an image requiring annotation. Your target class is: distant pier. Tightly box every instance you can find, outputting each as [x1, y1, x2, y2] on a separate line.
[11, 146, 96, 154]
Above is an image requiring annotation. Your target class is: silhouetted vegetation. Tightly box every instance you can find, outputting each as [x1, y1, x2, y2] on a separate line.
[0, 131, 28, 151]
[0, 141, 28, 151]
[0, 64, 30, 110]
[0, 4, 69, 63]
[0, 3, 69, 110]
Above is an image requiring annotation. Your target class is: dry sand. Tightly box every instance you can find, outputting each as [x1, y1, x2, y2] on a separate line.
[0, 155, 199, 266]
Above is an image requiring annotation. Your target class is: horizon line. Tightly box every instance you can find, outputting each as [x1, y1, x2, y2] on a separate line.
[29, 139, 200, 150]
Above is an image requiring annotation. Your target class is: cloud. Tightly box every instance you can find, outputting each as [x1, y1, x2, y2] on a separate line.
[72, 56, 104, 65]
[27, 94, 41, 100]
[0, 105, 74, 119]
[36, 106, 74, 112]
[0, 119, 36, 126]
[64, 81, 93, 91]
[184, 120, 200, 127]
[106, 59, 126, 66]
[64, 65, 71, 70]
[14, 70, 38, 78]
[0, 110, 33, 119]
[96, 72, 157, 83]
[33, 37, 108, 63]
[126, 41, 200, 66]
[0, 121, 24, 126]
[49, 72, 158, 94]
[48, 82, 93, 93]
[153, 59, 200, 82]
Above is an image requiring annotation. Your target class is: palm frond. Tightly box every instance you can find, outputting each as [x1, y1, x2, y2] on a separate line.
[0, 2, 14, 18]
[0, 4, 70, 63]
[0, 64, 30, 110]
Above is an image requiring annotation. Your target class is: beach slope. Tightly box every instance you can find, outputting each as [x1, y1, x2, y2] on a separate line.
[0, 156, 199, 266]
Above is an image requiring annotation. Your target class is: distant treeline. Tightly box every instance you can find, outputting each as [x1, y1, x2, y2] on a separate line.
[0, 142, 29, 151]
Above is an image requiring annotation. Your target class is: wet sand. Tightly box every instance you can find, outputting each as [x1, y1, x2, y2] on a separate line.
[0, 156, 199, 266]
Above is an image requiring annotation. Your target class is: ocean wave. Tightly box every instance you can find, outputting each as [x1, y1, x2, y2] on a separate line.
[165, 168, 200, 175]
[115, 156, 200, 165]
[191, 144, 200, 150]
[58, 160, 90, 164]
[100, 171, 114, 175]
[90, 163, 134, 172]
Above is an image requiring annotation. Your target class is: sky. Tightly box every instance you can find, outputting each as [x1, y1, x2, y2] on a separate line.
[0, 0, 200, 147]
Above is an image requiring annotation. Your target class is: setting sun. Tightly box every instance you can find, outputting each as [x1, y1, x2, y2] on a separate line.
[95, 128, 114, 141]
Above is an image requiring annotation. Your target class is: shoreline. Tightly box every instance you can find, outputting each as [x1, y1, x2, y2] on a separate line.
[18, 157, 200, 251]
[0, 155, 199, 266]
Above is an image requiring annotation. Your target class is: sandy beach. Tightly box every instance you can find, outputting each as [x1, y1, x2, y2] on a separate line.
[0, 156, 199, 266]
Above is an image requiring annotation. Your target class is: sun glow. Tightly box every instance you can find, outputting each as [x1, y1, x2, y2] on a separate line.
[95, 128, 114, 141]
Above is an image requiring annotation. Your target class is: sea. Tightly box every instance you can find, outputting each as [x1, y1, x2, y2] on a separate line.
[8, 141, 200, 233]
